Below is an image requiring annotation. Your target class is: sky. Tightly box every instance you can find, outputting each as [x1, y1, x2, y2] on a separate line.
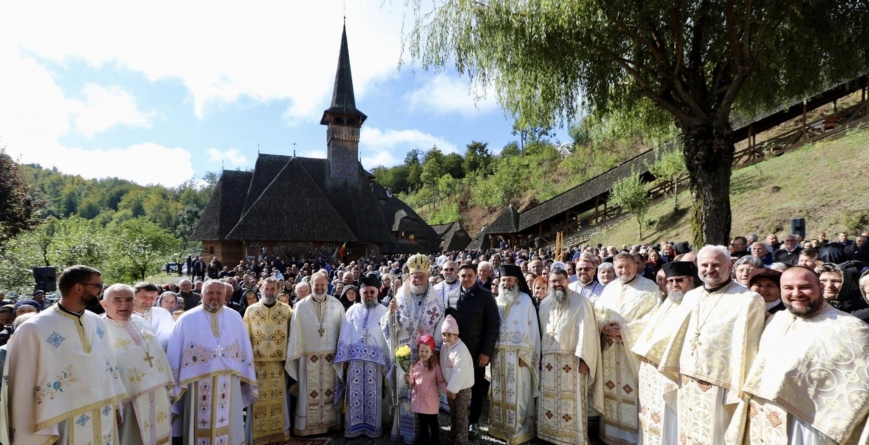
[0, 0, 570, 188]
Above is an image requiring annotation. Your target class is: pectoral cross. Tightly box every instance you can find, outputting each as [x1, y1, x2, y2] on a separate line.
[318, 325, 325, 337]
[143, 351, 155, 368]
[215, 344, 225, 357]
[689, 333, 701, 356]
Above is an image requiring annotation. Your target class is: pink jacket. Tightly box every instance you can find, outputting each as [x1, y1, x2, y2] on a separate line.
[409, 359, 447, 414]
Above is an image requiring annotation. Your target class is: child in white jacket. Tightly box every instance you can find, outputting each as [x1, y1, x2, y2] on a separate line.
[439, 314, 475, 445]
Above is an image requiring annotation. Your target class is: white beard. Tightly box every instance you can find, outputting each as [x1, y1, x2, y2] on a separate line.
[500, 284, 518, 303]
[667, 290, 684, 303]
[312, 291, 327, 301]
[409, 283, 429, 295]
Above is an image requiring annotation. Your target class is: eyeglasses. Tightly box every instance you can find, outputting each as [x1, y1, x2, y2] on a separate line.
[82, 282, 104, 288]
[442, 268, 455, 271]
[666, 277, 686, 284]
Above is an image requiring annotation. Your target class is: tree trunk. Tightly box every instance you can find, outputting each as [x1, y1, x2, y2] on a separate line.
[682, 123, 735, 248]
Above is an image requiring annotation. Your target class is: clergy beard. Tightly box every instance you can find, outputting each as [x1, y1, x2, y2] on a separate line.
[261, 296, 276, 305]
[550, 288, 567, 305]
[785, 299, 824, 318]
[667, 290, 684, 303]
[618, 273, 636, 283]
[364, 299, 378, 308]
[500, 284, 518, 303]
[312, 292, 327, 302]
[409, 282, 428, 295]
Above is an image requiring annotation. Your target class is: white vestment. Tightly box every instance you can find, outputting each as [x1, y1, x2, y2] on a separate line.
[285, 295, 345, 436]
[631, 292, 685, 445]
[658, 281, 765, 445]
[538, 290, 603, 445]
[1, 305, 128, 445]
[381, 283, 446, 445]
[743, 303, 869, 445]
[103, 315, 175, 445]
[135, 306, 175, 351]
[166, 306, 258, 445]
[489, 291, 541, 445]
[593, 276, 661, 445]
[333, 303, 390, 438]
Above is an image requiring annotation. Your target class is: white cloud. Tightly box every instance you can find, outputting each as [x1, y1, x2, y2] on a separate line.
[360, 127, 458, 168]
[72, 84, 154, 136]
[1, 0, 411, 123]
[0, 44, 193, 187]
[404, 74, 498, 116]
[207, 148, 248, 167]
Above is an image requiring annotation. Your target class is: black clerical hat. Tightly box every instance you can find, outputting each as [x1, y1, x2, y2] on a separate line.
[359, 275, 381, 289]
[662, 261, 696, 278]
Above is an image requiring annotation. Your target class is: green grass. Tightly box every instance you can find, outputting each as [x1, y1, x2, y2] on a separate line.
[587, 128, 869, 246]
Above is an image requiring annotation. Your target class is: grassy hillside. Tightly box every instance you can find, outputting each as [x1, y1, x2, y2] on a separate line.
[587, 126, 869, 246]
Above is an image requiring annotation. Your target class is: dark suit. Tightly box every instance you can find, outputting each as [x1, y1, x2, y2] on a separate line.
[768, 300, 786, 314]
[446, 283, 501, 426]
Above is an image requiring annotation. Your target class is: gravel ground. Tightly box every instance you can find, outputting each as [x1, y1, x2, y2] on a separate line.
[309, 404, 606, 445]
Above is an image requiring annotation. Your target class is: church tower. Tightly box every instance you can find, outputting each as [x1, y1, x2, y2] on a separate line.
[321, 24, 367, 180]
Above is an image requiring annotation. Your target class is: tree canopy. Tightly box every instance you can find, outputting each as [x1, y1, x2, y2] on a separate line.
[401, 0, 869, 245]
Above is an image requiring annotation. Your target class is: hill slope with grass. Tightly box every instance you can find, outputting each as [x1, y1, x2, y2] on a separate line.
[586, 127, 869, 247]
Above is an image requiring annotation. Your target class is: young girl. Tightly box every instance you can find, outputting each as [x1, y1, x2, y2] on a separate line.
[440, 315, 475, 445]
[407, 334, 447, 445]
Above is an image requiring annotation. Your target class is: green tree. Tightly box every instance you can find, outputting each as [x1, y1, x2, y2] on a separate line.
[500, 142, 521, 158]
[442, 153, 465, 179]
[463, 141, 492, 174]
[405, 149, 424, 190]
[401, 0, 868, 246]
[112, 218, 179, 281]
[647, 147, 687, 211]
[0, 148, 42, 248]
[420, 156, 444, 190]
[609, 169, 652, 239]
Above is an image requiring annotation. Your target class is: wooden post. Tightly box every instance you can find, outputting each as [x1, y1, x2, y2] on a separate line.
[802, 103, 807, 138]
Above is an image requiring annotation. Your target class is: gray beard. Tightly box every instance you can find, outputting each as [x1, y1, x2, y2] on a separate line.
[261, 296, 276, 305]
[364, 299, 378, 308]
[500, 285, 518, 303]
[409, 283, 428, 295]
[550, 288, 567, 304]
[667, 290, 684, 303]
[312, 292, 327, 302]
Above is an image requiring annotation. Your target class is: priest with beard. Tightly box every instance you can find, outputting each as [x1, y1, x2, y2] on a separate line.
[538, 267, 603, 445]
[657, 246, 764, 445]
[167, 280, 258, 445]
[243, 277, 292, 444]
[101, 284, 175, 445]
[333, 275, 390, 438]
[593, 252, 662, 445]
[631, 261, 696, 445]
[382, 253, 446, 445]
[567, 257, 605, 304]
[286, 272, 345, 436]
[489, 265, 540, 445]
[1, 265, 128, 445]
[743, 267, 869, 444]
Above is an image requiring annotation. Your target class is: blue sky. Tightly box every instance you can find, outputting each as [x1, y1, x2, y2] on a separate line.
[0, 0, 570, 188]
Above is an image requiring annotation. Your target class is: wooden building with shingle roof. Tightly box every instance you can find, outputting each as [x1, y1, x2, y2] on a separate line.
[191, 25, 438, 265]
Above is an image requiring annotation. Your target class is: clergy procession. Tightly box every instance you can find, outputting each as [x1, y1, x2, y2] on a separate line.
[2, 238, 869, 445]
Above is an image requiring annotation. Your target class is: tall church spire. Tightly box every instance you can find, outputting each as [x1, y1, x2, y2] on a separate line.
[320, 24, 367, 125]
[322, 24, 366, 180]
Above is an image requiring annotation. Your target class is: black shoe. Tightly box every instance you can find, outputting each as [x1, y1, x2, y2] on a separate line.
[468, 424, 480, 439]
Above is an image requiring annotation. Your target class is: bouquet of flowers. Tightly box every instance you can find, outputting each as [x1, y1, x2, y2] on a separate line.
[395, 345, 412, 373]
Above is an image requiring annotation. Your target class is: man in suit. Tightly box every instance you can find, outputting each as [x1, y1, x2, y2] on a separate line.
[447, 263, 501, 438]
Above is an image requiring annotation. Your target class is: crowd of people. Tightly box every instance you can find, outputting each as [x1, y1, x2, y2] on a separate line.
[1, 227, 869, 445]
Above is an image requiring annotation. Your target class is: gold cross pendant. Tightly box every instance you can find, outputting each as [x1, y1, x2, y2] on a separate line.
[143, 351, 155, 368]
[689, 336, 700, 356]
[318, 326, 325, 337]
